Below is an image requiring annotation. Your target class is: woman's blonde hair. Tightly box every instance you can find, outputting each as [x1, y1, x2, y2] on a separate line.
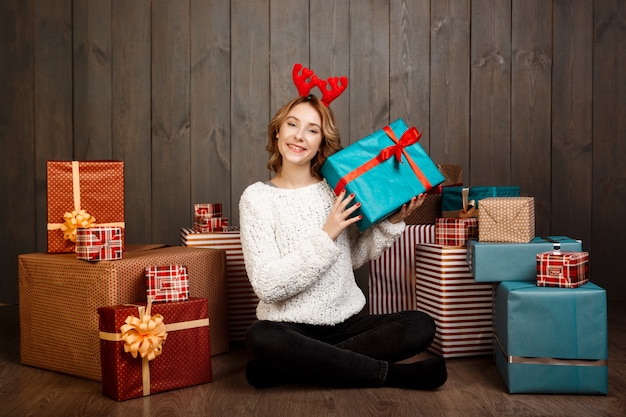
[266, 95, 342, 179]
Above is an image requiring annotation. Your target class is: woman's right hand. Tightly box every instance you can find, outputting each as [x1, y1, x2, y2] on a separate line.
[323, 190, 362, 241]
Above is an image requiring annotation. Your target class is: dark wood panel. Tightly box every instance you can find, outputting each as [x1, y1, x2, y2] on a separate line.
[190, 0, 232, 222]
[73, 0, 112, 159]
[389, 0, 430, 151]
[33, 0, 73, 252]
[592, 0, 626, 296]
[310, 0, 351, 140]
[270, 0, 309, 115]
[470, 0, 511, 186]
[349, 0, 390, 143]
[151, 0, 191, 245]
[0, 0, 34, 304]
[551, 0, 593, 249]
[111, 0, 151, 245]
[230, 0, 271, 226]
[429, 0, 471, 170]
[510, 0, 552, 237]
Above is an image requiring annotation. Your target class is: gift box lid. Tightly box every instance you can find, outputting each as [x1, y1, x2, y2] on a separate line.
[321, 118, 445, 231]
[494, 281, 607, 360]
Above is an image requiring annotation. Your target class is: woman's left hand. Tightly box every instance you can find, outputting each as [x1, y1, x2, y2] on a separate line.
[388, 193, 427, 224]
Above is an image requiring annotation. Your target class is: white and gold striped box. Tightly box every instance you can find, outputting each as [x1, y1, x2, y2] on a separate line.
[180, 228, 257, 345]
[415, 243, 494, 358]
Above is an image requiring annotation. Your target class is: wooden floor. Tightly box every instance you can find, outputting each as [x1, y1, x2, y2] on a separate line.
[1, 302, 624, 417]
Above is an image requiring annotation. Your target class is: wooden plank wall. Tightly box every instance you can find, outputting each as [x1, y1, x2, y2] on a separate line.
[1, 0, 624, 304]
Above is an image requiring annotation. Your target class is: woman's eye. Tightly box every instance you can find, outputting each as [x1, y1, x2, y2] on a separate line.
[308, 129, 319, 135]
[287, 122, 296, 127]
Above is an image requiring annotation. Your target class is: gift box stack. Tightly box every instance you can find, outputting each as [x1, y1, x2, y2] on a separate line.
[180, 224, 258, 345]
[193, 203, 229, 232]
[19, 160, 230, 400]
[450, 186, 607, 394]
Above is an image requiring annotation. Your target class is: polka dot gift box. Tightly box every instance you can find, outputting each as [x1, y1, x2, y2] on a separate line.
[46, 160, 125, 253]
[98, 297, 212, 401]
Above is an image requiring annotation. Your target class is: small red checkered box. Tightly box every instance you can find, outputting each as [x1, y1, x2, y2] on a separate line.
[194, 203, 222, 217]
[435, 217, 478, 247]
[194, 216, 228, 233]
[76, 226, 123, 261]
[536, 247, 589, 288]
[146, 265, 190, 302]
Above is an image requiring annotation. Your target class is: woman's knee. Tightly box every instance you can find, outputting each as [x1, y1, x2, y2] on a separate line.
[246, 320, 285, 358]
[401, 310, 437, 347]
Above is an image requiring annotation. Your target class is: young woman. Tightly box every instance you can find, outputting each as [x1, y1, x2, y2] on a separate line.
[238, 92, 447, 390]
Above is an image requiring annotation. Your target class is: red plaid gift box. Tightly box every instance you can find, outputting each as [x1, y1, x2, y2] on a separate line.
[146, 265, 190, 302]
[98, 297, 212, 401]
[194, 203, 222, 217]
[536, 249, 589, 288]
[75, 226, 123, 261]
[46, 160, 125, 253]
[194, 216, 228, 233]
[435, 217, 478, 247]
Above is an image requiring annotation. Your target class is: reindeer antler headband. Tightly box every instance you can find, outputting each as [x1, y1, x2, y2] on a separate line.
[292, 63, 348, 106]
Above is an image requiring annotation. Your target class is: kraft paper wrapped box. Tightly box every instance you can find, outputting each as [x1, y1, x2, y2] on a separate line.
[441, 186, 520, 218]
[180, 227, 257, 344]
[368, 225, 435, 314]
[415, 244, 494, 358]
[493, 281, 608, 394]
[46, 160, 125, 253]
[98, 298, 212, 401]
[18, 245, 228, 381]
[467, 236, 583, 282]
[321, 118, 445, 231]
[405, 164, 463, 225]
[478, 197, 535, 243]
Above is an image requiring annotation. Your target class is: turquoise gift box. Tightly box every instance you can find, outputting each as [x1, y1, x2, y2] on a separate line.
[441, 185, 520, 217]
[321, 118, 445, 231]
[493, 281, 608, 394]
[467, 236, 583, 282]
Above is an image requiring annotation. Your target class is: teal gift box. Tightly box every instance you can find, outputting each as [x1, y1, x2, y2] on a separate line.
[493, 281, 608, 394]
[467, 236, 583, 282]
[441, 185, 520, 217]
[321, 119, 445, 231]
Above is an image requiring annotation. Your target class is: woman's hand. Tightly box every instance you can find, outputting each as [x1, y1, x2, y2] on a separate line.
[388, 193, 427, 224]
[323, 190, 362, 241]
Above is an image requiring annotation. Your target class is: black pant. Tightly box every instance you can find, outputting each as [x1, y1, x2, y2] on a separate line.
[246, 310, 437, 387]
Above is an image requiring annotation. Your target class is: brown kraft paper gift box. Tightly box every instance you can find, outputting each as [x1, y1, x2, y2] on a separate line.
[18, 245, 228, 381]
[46, 160, 125, 253]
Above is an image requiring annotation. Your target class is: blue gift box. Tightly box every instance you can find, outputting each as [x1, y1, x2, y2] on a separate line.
[321, 119, 445, 231]
[441, 185, 520, 217]
[493, 281, 608, 394]
[467, 236, 583, 282]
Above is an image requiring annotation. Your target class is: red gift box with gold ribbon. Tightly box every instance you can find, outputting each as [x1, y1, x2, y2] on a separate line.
[46, 160, 125, 253]
[98, 297, 212, 401]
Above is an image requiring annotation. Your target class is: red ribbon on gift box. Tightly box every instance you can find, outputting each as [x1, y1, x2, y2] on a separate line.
[333, 125, 432, 195]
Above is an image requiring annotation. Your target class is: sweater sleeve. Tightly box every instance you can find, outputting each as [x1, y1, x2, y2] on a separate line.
[238, 185, 342, 303]
[348, 219, 405, 269]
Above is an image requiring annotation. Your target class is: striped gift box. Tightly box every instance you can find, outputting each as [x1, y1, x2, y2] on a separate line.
[145, 264, 190, 302]
[76, 226, 123, 261]
[435, 217, 478, 247]
[536, 250, 589, 288]
[180, 227, 257, 344]
[415, 243, 494, 358]
[368, 225, 435, 314]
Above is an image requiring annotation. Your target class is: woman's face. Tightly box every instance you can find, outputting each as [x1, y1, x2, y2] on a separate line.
[276, 102, 323, 170]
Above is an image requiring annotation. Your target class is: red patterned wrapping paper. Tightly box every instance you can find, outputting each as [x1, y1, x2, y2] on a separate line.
[369, 225, 435, 314]
[194, 216, 228, 233]
[194, 203, 222, 217]
[146, 265, 190, 302]
[536, 251, 589, 288]
[416, 244, 494, 358]
[46, 160, 125, 253]
[435, 217, 478, 247]
[98, 298, 212, 401]
[76, 226, 123, 261]
[180, 227, 257, 344]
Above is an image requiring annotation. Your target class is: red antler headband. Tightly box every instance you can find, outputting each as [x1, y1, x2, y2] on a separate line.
[292, 63, 348, 106]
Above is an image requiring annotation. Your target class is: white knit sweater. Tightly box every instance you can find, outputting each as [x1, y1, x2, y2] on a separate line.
[238, 180, 405, 325]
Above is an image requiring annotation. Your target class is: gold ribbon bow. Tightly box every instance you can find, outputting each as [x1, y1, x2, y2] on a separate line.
[458, 187, 478, 218]
[60, 209, 97, 242]
[120, 297, 168, 361]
